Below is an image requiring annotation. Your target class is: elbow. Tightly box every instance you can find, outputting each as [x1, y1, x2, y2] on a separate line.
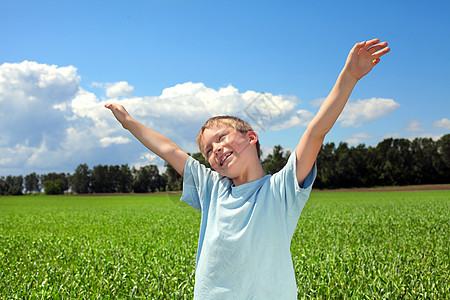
[165, 143, 185, 159]
[306, 122, 328, 140]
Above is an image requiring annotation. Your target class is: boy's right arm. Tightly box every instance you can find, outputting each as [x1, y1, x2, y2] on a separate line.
[105, 103, 189, 176]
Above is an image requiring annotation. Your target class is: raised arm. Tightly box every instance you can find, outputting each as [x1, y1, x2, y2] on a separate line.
[105, 103, 189, 176]
[295, 39, 390, 185]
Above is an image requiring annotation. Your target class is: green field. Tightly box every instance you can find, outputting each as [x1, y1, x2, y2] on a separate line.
[1, 191, 448, 299]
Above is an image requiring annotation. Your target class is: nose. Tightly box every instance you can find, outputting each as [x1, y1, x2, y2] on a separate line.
[212, 142, 223, 155]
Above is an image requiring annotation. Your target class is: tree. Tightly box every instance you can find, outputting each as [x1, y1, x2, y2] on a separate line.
[91, 165, 110, 193]
[25, 172, 40, 194]
[364, 146, 380, 187]
[375, 138, 414, 186]
[72, 164, 91, 194]
[132, 165, 163, 193]
[118, 164, 132, 193]
[262, 145, 290, 175]
[436, 134, 450, 182]
[164, 162, 182, 191]
[43, 179, 65, 195]
[192, 152, 212, 169]
[41, 173, 68, 192]
[315, 142, 336, 189]
[4, 175, 24, 195]
[108, 165, 122, 193]
[0, 177, 10, 195]
[410, 137, 439, 184]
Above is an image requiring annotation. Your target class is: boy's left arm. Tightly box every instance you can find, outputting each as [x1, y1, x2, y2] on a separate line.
[295, 39, 390, 185]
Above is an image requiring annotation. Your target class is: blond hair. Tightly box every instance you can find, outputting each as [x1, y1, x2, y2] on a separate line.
[196, 116, 261, 159]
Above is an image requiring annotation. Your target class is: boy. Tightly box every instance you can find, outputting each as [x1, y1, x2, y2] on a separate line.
[106, 38, 390, 298]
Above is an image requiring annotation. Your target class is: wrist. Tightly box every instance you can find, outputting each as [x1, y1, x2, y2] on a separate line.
[121, 115, 135, 130]
[339, 68, 359, 86]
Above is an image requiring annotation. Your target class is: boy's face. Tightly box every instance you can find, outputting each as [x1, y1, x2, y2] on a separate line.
[201, 123, 257, 179]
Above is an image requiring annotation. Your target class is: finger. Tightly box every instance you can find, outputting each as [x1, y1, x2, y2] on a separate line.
[373, 46, 390, 58]
[368, 42, 388, 54]
[364, 38, 381, 49]
[372, 58, 381, 66]
[353, 41, 367, 56]
[355, 41, 366, 49]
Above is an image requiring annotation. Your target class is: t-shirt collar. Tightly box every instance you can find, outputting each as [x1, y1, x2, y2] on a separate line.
[231, 174, 270, 197]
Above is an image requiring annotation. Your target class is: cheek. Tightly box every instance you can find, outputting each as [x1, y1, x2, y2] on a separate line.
[229, 136, 247, 151]
[208, 156, 217, 167]
[225, 134, 239, 146]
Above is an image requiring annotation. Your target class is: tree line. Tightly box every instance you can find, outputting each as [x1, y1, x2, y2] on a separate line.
[0, 153, 206, 195]
[1, 134, 449, 195]
[0, 163, 179, 196]
[262, 134, 450, 189]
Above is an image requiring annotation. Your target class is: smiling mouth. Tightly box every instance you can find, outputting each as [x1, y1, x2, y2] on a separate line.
[220, 152, 232, 166]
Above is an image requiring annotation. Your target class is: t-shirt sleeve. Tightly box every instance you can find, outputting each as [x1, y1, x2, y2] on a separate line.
[180, 156, 222, 211]
[271, 151, 317, 216]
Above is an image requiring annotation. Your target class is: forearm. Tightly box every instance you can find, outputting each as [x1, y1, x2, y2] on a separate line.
[307, 68, 358, 138]
[123, 117, 188, 175]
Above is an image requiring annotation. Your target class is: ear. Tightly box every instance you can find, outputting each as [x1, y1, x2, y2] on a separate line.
[247, 131, 258, 146]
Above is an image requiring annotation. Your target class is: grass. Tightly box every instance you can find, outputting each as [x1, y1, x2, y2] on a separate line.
[0, 191, 448, 299]
[293, 191, 449, 299]
[0, 195, 199, 299]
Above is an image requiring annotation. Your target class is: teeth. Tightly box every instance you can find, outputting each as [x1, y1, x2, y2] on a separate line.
[220, 153, 231, 166]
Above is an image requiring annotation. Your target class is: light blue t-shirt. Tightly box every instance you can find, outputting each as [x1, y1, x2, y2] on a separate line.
[181, 151, 316, 299]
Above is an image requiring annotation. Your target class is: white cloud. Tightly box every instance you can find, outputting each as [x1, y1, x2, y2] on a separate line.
[433, 118, 450, 130]
[380, 132, 444, 143]
[404, 133, 444, 141]
[382, 132, 402, 139]
[338, 97, 400, 127]
[140, 153, 157, 161]
[0, 61, 79, 105]
[71, 89, 108, 123]
[345, 132, 374, 145]
[106, 81, 134, 98]
[405, 119, 423, 132]
[132, 153, 163, 170]
[100, 136, 131, 147]
[0, 61, 80, 174]
[259, 145, 273, 160]
[91, 82, 104, 88]
[53, 102, 69, 112]
[98, 83, 304, 141]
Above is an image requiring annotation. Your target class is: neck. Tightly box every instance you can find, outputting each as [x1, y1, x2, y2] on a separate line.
[232, 163, 266, 186]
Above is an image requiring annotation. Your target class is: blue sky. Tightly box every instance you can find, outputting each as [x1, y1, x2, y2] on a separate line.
[1, 0, 449, 176]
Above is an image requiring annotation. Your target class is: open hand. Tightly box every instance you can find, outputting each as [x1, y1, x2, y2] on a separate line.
[105, 103, 131, 128]
[344, 38, 390, 80]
